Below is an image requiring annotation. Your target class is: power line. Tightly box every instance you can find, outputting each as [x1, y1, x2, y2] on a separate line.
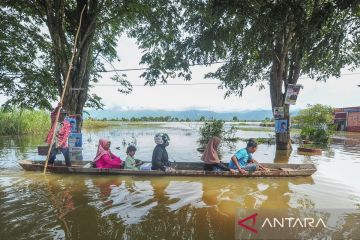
[98, 61, 229, 72]
[298, 72, 360, 78]
[93, 82, 220, 87]
[99, 67, 149, 72]
[93, 71, 360, 87]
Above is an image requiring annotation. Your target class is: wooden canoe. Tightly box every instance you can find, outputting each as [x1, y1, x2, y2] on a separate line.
[19, 160, 316, 177]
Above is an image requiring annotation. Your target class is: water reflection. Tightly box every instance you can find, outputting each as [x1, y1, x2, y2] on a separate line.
[273, 149, 291, 163]
[0, 123, 360, 239]
[165, 181, 206, 211]
[102, 180, 157, 225]
[0, 171, 359, 239]
[0, 135, 44, 169]
[0, 174, 69, 239]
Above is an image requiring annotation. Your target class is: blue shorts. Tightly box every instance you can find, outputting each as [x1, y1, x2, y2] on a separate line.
[240, 163, 257, 171]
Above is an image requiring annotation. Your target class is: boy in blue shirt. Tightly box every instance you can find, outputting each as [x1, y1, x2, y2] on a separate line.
[229, 139, 267, 174]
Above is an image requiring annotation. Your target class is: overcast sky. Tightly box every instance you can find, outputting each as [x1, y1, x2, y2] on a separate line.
[90, 36, 360, 111]
[1, 35, 359, 111]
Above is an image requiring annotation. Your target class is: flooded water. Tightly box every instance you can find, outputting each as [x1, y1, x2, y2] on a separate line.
[0, 122, 360, 239]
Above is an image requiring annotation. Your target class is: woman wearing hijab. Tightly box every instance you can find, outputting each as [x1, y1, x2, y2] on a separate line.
[94, 139, 123, 169]
[201, 136, 235, 173]
[151, 133, 171, 171]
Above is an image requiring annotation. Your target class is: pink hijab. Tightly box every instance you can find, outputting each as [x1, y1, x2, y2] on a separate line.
[201, 137, 221, 164]
[94, 139, 112, 162]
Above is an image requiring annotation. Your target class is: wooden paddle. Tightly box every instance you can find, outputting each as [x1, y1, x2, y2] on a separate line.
[43, 5, 87, 174]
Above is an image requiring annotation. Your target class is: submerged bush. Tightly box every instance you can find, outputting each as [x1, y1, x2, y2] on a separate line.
[198, 120, 240, 149]
[293, 104, 334, 145]
[0, 109, 50, 135]
[198, 120, 224, 147]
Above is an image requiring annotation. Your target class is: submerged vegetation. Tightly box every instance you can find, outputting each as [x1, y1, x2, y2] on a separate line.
[198, 121, 225, 147]
[0, 109, 49, 135]
[293, 104, 335, 145]
[82, 120, 122, 129]
[239, 137, 276, 145]
[198, 120, 240, 148]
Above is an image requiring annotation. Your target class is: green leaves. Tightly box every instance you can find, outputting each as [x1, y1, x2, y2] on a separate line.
[0, 1, 139, 111]
[198, 120, 224, 147]
[1, 0, 359, 113]
[0, 5, 56, 110]
[294, 104, 335, 144]
[131, 0, 360, 97]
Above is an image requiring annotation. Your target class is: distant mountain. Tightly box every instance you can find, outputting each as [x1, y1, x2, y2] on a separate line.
[85, 108, 300, 121]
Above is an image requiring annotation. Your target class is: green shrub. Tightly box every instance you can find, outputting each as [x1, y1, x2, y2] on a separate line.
[198, 120, 224, 147]
[294, 104, 334, 145]
[198, 120, 241, 148]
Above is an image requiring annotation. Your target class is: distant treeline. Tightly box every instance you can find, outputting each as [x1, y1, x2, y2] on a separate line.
[0, 109, 277, 136]
[0, 109, 50, 135]
[88, 116, 266, 122]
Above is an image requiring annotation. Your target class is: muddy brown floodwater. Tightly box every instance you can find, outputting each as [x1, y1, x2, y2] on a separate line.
[0, 123, 359, 239]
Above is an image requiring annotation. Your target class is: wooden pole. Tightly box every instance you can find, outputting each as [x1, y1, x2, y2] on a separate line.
[43, 5, 87, 174]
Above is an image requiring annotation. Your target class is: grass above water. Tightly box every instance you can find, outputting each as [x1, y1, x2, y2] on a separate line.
[236, 126, 301, 133]
[0, 109, 302, 137]
[236, 127, 274, 132]
[82, 120, 121, 129]
[0, 109, 50, 136]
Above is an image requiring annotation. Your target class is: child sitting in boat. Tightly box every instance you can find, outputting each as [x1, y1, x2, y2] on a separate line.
[229, 139, 267, 174]
[94, 139, 123, 169]
[124, 145, 144, 170]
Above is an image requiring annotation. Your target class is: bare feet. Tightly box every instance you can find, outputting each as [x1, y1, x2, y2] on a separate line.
[258, 165, 269, 171]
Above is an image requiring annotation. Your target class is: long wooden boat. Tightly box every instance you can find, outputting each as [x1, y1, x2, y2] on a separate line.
[19, 160, 316, 177]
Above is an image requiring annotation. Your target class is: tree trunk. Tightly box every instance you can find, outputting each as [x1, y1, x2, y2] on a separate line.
[270, 77, 292, 150]
[43, 1, 99, 132]
[63, 39, 94, 132]
[276, 104, 292, 150]
[270, 40, 292, 150]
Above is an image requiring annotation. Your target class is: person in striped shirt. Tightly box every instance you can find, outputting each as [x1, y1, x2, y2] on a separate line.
[46, 102, 72, 166]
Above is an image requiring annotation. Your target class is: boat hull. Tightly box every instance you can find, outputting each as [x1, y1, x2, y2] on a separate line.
[19, 160, 316, 177]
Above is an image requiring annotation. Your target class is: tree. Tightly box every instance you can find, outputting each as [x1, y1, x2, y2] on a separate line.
[294, 104, 334, 145]
[130, 0, 360, 150]
[232, 116, 238, 122]
[199, 116, 206, 121]
[0, 0, 136, 130]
